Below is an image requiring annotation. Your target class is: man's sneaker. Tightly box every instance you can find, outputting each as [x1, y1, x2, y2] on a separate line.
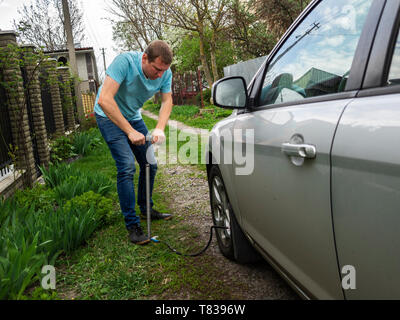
[141, 208, 172, 221]
[128, 224, 150, 245]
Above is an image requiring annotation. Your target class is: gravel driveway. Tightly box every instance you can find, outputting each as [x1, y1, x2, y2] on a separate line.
[144, 110, 299, 300]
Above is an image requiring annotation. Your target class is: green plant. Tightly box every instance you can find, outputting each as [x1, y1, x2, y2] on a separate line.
[50, 135, 77, 163]
[195, 88, 212, 106]
[13, 184, 56, 212]
[39, 205, 100, 255]
[0, 197, 33, 228]
[71, 129, 102, 156]
[65, 191, 118, 226]
[81, 112, 97, 131]
[53, 171, 113, 203]
[39, 163, 80, 189]
[21, 287, 59, 300]
[0, 232, 47, 300]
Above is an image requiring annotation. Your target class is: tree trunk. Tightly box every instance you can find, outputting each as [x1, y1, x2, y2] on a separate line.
[198, 26, 213, 88]
[210, 31, 219, 83]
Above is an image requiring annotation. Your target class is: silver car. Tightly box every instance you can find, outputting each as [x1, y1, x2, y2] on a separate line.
[207, 0, 400, 299]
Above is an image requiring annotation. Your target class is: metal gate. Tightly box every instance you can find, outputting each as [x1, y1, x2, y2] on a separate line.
[20, 65, 41, 177]
[39, 68, 56, 135]
[0, 77, 13, 180]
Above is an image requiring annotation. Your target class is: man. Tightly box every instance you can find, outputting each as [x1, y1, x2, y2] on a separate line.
[94, 40, 173, 245]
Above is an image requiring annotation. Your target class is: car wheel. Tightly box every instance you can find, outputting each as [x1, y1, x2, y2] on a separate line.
[209, 165, 261, 263]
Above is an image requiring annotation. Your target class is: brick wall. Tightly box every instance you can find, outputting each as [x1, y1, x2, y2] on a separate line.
[0, 31, 37, 190]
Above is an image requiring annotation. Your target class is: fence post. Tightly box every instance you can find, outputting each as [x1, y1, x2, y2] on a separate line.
[0, 31, 37, 187]
[43, 58, 65, 135]
[197, 67, 204, 108]
[57, 66, 76, 132]
[21, 45, 50, 168]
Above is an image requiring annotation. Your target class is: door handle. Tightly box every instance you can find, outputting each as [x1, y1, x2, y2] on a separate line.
[281, 143, 316, 159]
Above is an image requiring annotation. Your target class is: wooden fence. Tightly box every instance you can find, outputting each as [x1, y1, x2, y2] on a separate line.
[172, 69, 206, 107]
[82, 92, 96, 115]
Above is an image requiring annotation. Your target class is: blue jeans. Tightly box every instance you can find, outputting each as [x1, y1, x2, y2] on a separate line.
[96, 114, 157, 230]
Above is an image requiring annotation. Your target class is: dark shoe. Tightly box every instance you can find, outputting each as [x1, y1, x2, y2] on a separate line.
[141, 208, 172, 221]
[128, 224, 150, 245]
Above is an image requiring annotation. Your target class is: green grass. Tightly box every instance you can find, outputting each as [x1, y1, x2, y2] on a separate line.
[2, 116, 215, 299]
[49, 116, 238, 300]
[143, 101, 233, 130]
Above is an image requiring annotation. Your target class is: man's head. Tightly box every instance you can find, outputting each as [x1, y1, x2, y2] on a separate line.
[142, 40, 173, 80]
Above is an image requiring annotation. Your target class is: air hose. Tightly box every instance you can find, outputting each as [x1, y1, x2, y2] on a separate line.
[144, 137, 229, 257]
[154, 225, 229, 257]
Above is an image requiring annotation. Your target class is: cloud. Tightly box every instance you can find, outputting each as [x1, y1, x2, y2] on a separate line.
[318, 35, 345, 47]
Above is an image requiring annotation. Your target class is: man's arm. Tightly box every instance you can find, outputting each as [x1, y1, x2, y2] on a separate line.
[98, 76, 145, 145]
[152, 92, 173, 143]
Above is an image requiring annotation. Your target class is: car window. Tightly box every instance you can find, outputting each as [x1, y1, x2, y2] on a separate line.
[259, 0, 374, 107]
[388, 27, 400, 86]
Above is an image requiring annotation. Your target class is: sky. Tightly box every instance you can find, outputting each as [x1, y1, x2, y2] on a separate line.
[0, 0, 120, 82]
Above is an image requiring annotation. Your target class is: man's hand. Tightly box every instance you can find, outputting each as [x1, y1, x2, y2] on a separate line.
[128, 130, 146, 145]
[151, 128, 166, 144]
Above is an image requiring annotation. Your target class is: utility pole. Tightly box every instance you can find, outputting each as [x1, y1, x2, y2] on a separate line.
[62, 0, 84, 123]
[101, 48, 107, 74]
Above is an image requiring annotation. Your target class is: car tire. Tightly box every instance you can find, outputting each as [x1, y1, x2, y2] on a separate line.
[209, 165, 261, 264]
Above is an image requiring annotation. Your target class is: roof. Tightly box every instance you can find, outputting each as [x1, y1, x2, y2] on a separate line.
[44, 47, 94, 54]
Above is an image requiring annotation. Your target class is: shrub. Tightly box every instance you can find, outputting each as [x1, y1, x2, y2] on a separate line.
[81, 112, 97, 131]
[195, 88, 212, 106]
[13, 184, 56, 212]
[50, 135, 77, 163]
[65, 191, 118, 226]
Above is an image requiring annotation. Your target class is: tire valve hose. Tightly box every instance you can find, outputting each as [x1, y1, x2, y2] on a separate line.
[145, 159, 229, 257]
[155, 226, 229, 257]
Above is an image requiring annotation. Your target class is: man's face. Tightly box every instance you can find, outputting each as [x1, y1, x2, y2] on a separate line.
[142, 53, 170, 80]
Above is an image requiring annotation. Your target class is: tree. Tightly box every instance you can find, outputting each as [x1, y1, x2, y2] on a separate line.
[224, 0, 274, 59]
[13, 0, 85, 51]
[172, 29, 236, 78]
[222, 0, 311, 60]
[205, 0, 230, 82]
[108, 0, 166, 51]
[109, 0, 215, 87]
[155, 0, 215, 87]
[252, 0, 312, 39]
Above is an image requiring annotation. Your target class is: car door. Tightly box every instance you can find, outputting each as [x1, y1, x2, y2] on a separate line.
[331, 1, 400, 299]
[231, 0, 380, 299]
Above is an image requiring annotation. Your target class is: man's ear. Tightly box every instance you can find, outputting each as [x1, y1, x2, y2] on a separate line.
[142, 53, 148, 64]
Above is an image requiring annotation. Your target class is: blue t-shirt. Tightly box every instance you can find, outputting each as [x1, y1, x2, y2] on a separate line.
[94, 51, 172, 121]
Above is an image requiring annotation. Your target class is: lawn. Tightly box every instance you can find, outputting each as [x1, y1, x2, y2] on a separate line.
[143, 100, 233, 130]
[53, 115, 227, 299]
[0, 115, 227, 300]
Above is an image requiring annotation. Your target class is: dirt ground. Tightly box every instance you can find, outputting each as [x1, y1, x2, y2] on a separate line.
[155, 161, 299, 300]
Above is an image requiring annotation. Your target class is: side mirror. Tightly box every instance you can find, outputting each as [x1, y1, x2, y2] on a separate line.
[212, 76, 248, 109]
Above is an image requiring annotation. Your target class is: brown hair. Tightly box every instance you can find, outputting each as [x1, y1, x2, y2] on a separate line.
[145, 40, 173, 65]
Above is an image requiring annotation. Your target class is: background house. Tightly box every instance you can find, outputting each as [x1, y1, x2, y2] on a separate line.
[45, 46, 100, 94]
